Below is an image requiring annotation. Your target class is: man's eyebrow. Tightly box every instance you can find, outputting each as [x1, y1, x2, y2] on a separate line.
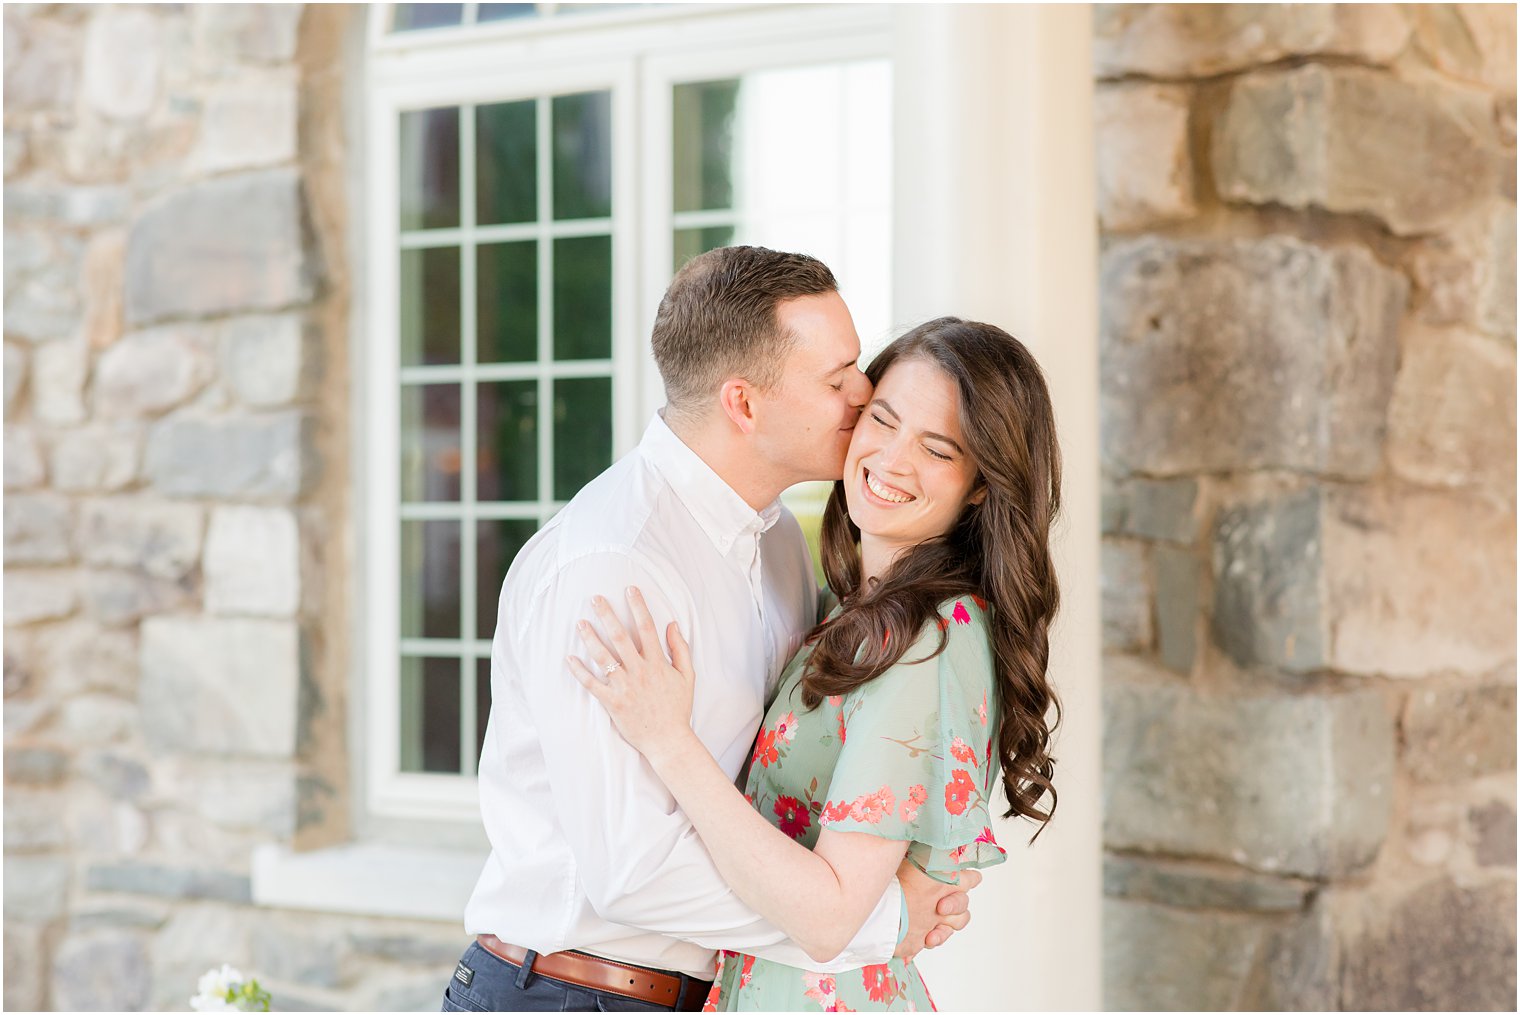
[870, 399, 965, 455]
[826, 358, 859, 376]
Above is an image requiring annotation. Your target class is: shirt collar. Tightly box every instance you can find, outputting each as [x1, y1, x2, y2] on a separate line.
[640, 414, 782, 556]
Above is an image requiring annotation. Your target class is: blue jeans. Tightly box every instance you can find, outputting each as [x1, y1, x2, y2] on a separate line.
[440, 941, 711, 1012]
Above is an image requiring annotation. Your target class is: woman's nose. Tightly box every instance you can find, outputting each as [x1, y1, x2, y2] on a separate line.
[848, 368, 871, 409]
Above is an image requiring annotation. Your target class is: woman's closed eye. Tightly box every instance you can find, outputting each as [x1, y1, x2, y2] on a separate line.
[924, 445, 952, 461]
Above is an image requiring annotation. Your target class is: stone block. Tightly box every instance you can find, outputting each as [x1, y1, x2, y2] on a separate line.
[51, 930, 151, 1013]
[1325, 488, 1515, 678]
[5, 342, 26, 417]
[1339, 879, 1517, 1010]
[253, 918, 349, 988]
[83, 230, 126, 350]
[80, 568, 191, 627]
[348, 930, 472, 966]
[1403, 684, 1517, 782]
[37, 620, 138, 696]
[1213, 65, 1496, 236]
[5, 493, 74, 565]
[4, 923, 47, 1012]
[1101, 236, 1406, 478]
[78, 750, 151, 801]
[1095, 83, 1194, 231]
[1388, 325, 1516, 499]
[93, 324, 215, 418]
[85, 862, 252, 904]
[194, 73, 299, 173]
[125, 170, 317, 325]
[1101, 540, 1151, 652]
[354, 971, 456, 1013]
[3, 10, 79, 112]
[1480, 202, 1516, 344]
[4, 854, 70, 921]
[144, 411, 317, 500]
[194, 4, 303, 66]
[77, 498, 204, 581]
[50, 422, 142, 492]
[1103, 672, 1394, 877]
[1107, 476, 1198, 544]
[82, 7, 163, 120]
[4, 424, 45, 489]
[4, 569, 76, 625]
[222, 313, 314, 407]
[5, 745, 68, 784]
[58, 694, 138, 746]
[31, 339, 88, 424]
[1153, 544, 1198, 675]
[140, 616, 302, 757]
[1103, 854, 1311, 912]
[1469, 799, 1517, 867]
[1103, 897, 1269, 1011]
[3, 229, 83, 343]
[4, 788, 69, 851]
[1211, 488, 1327, 672]
[1094, 4, 1410, 78]
[3, 184, 131, 227]
[204, 505, 300, 616]
[1411, 4, 1518, 92]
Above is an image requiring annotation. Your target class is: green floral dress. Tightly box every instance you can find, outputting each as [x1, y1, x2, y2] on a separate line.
[702, 595, 1006, 1012]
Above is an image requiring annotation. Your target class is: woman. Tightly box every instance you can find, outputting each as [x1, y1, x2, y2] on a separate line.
[568, 318, 1062, 1011]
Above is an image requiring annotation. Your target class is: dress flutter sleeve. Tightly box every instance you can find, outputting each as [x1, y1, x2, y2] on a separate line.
[816, 596, 1007, 881]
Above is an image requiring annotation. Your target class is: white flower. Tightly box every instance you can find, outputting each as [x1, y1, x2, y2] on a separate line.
[190, 964, 256, 1012]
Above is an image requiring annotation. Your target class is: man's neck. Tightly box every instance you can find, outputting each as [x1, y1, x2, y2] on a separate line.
[663, 410, 788, 513]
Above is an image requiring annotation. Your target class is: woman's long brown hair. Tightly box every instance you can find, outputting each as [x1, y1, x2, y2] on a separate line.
[799, 317, 1062, 837]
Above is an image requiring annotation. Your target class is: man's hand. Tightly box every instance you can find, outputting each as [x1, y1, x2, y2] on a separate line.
[892, 859, 982, 961]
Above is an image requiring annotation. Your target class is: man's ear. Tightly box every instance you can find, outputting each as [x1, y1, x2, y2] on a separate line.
[718, 378, 758, 435]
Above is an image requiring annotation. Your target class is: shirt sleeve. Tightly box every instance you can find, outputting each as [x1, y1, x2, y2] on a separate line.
[508, 549, 902, 970]
[816, 597, 1008, 883]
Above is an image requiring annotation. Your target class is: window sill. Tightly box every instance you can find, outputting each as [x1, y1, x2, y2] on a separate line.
[251, 841, 485, 923]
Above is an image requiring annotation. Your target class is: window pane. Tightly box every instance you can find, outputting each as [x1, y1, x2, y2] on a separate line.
[553, 235, 611, 360]
[477, 518, 538, 636]
[399, 655, 461, 774]
[399, 108, 460, 230]
[476, 100, 536, 226]
[553, 376, 612, 500]
[393, 4, 465, 31]
[400, 247, 461, 367]
[478, 380, 539, 502]
[477, 241, 537, 363]
[400, 521, 462, 639]
[478, 3, 537, 22]
[552, 91, 612, 221]
[400, 383, 462, 502]
[475, 657, 493, 761]
[672, 80, 738, 213]
[673, 225, 735, 273]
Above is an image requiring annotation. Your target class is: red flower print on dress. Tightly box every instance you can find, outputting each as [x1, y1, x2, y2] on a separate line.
[952, 601, 972, 625]
[827, 695, 842, 707]
[945, 769, 976, 815]
[901, 783, 927, 823]
[821, 800, 853, 824]
[850, 786, 896, 824]
[977, 690, 988, 727]
[972, 593, 988, 611]
[948, 844, 968, 863]
[751, 729, 779, 768]
[803, 973, 837, 1010]
[861, 964, 900, 1003]
[774, 711, 798, 745]
[774, 795, 811, 839]
[949, 736, 978, 768]
[936, 615, 949, 632]
[836, 708, 848, 744]
[738, 953, 756, 988]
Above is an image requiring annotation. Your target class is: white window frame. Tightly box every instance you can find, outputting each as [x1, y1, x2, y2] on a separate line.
[362, 2, 893, 823]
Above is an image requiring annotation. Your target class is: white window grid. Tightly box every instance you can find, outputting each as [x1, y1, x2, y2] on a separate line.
[365, 3, 894, 822]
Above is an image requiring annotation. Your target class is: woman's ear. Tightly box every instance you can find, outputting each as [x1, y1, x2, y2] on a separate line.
[969, 481, 988, 506]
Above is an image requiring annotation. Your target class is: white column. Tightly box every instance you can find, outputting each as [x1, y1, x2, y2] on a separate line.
[894, 5, 1102, 1011]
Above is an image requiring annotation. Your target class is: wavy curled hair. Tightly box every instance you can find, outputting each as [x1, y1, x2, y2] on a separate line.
[799, 317, 1062, 837]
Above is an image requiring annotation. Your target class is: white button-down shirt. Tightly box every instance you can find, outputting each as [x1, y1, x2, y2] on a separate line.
[464, 415, 902, 979]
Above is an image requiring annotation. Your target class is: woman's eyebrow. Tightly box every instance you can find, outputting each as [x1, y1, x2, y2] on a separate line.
[871, 399, 964, 454]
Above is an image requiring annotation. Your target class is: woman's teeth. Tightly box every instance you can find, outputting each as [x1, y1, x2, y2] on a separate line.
[865, 470, 914, 504]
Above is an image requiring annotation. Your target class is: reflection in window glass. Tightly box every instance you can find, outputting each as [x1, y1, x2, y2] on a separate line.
[400, 246, 461, 366]
[672, 81, 738, 214]
[553, 377, 612, 500]
[552, 92, 613, 221]
[477, 241, 538, 362]
[399, 107, 460, 230]
[477, 381, 539, 502]
[477, 100, 537, 226]
[400, 521, 462, 639]
[400, 384, 462, 502]
[552, 235, 612, 360]
[393, 3, 465, 32]
[399, 655, 462, 773]
[476, 519, 539, 635]
[477, 3, 536, 22]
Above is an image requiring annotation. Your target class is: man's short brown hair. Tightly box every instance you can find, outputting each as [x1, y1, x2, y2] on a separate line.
[650, 245, 838, 414]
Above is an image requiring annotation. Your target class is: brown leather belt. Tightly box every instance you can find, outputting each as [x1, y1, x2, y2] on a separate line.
[475, 934, 712, 1012]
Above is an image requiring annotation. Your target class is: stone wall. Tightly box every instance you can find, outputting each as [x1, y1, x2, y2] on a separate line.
[4, 6, 467, 1010]
[1096, 5, 1516, 1010]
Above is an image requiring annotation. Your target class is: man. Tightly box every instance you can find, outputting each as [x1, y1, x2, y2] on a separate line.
[446, 247, 977, 1012]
